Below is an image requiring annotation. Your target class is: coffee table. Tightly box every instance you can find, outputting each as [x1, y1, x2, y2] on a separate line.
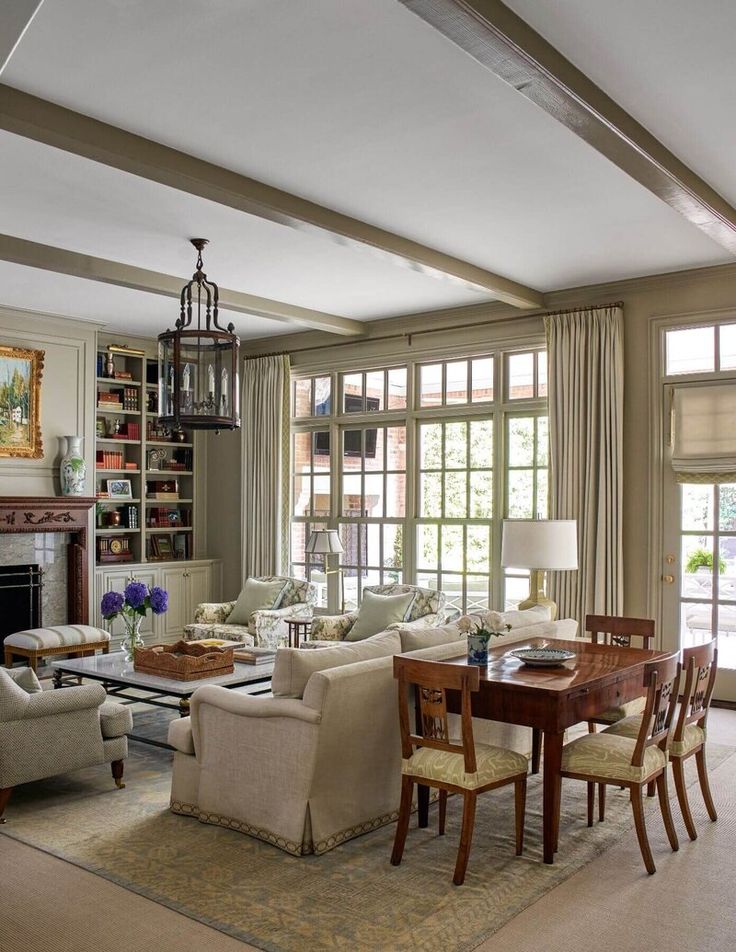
[51, 651, 274, 749]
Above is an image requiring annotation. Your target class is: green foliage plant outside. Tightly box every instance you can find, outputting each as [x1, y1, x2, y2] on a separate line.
[685, 547, 726, 574]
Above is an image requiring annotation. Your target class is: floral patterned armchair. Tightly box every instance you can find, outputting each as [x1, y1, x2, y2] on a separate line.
[310, 583, 453, 642]
[185, 576, 318, 649]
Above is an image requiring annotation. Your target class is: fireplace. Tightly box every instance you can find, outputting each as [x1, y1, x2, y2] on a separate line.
[0, 565, 43, 647]
[0, 497, 96, 648]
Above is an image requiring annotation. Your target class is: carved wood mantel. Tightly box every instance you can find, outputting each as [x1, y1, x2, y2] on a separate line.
[0, 496, 96, 625]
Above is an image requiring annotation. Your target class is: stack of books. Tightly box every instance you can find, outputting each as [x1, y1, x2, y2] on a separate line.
[122, 387, 139, 411]
[146, 479, 179, 500]
[232, 646, 276, 665]
[98, 390, 122, 411]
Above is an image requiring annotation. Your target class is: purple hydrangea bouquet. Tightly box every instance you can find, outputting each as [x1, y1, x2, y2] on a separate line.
[101, 581, 169, 661]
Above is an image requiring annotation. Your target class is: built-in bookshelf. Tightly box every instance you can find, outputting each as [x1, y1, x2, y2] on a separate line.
[94, 345, 197, 566]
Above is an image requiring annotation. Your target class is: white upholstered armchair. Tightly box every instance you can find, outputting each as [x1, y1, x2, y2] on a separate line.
[310, 583, 454, 642]
[185, 576, 318, 648]
[0, 666, 132, 822]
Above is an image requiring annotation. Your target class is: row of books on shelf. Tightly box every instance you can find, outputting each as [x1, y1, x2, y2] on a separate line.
[99, 421, 140, 440]
[97, 387, 140, 411]
[96, 450, 125, 469]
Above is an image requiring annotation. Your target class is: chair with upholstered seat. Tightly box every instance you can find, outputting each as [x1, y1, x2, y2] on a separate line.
[390, 655, 528, 886]
[586, 614, 655, 732]
[606, 641, 718, 841]
[560, 652, 680, 875]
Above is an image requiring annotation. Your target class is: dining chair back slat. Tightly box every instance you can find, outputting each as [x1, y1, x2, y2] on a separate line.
[632, 653, 680, 766]
[675, 642, 718, 739]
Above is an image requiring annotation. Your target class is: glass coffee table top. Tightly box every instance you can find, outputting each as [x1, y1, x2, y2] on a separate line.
[51, 650, 273, 696]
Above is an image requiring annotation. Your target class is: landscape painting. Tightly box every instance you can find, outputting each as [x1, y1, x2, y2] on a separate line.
[0, 345, 44, 459]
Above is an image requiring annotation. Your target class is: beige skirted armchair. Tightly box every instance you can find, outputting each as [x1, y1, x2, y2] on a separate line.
[0, 666, 132, 822]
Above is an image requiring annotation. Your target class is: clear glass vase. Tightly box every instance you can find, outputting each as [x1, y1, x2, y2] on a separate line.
[121, 614, 144, 662]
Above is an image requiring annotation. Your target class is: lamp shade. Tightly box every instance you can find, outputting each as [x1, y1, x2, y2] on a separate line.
[501, 520, 578, 570]
[305, 529, 344, 555]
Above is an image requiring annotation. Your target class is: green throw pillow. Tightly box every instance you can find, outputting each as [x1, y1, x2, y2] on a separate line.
[346, 590, 416, 642]
[226, 578, 288, 626]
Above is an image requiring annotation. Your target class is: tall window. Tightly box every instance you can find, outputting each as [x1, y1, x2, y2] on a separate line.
[290, 348, 547, 612]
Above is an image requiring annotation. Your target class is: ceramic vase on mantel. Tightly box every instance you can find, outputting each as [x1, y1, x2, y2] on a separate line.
[60, 435, 87, 496]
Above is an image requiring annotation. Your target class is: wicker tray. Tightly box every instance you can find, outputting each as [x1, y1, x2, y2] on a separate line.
[133, 640, 234, 681]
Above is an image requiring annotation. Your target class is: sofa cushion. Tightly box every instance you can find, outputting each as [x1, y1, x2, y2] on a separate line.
[4, 625, 110, 650]
[226, 578, 288, 626]
[7, 666, 43, 694]
[462, 606, 552, 632]
[272, 629, 402, 698]
[345, 590, 416, 642]
[399, 623, 464, 653]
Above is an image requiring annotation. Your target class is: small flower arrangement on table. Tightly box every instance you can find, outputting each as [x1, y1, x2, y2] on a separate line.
[457, 611, 511, 666]
[101, 581, 169, 661]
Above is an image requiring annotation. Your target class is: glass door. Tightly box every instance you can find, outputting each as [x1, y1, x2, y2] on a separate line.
[662, 473, 736, 701]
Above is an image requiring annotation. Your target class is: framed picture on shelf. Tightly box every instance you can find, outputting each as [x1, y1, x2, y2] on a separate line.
[152, 534, 173, 559]
[106, 478, 133, 499]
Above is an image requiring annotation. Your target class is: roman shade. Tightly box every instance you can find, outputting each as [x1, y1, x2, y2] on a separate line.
[672, 384, 736, 483]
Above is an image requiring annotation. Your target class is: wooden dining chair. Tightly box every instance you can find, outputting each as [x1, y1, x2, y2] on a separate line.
[586, 614, 655, 732]
[670, 641, 718, 840]
[560, 652, 681, 874]
[390, 656, 528, 886]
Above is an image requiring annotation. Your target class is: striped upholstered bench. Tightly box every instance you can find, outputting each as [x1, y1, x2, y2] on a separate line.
[4, 625, 110, 672]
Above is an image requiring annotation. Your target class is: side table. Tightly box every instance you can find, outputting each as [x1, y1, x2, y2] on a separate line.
[285, 616, 312, 648]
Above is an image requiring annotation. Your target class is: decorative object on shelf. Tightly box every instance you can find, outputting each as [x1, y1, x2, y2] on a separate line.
[306, 528, 345, 611]
[508, 646, 576, 668]
[500, 519, 578, 620]
[106, 478, 133, 499]
[96, 419, 107, 438]
[147, 447, 167, 470]
[0, 344, 44, 459]
[100, 581, 169, 662]
[172, 427, 187, 443]
[158, 239, 240, 431]
[458, 611, 512, 666]
[104, 352, 115, 378]
[59, 435, 86, 496]
[134, 640, 234, 680]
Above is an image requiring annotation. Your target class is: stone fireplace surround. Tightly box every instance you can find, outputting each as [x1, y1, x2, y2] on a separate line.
[0, 497, 96, 642]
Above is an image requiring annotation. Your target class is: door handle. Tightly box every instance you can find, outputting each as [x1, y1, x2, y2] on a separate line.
[662, 575, 675, 584]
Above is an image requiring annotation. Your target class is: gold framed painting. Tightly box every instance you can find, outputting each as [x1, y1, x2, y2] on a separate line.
[0, 345, 44, 459]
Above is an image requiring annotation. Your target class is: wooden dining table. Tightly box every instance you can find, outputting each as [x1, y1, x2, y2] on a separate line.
[422, 636, 669, 864]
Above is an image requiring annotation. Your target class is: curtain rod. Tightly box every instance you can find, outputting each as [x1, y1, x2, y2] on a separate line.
[242, 300, 624, 359]
[542, 300, 624, 318]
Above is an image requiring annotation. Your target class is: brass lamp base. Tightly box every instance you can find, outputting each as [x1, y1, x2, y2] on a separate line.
[518, 569, 558, 620]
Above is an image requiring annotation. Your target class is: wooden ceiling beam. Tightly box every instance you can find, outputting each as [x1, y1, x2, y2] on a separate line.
[0, 84, 543, 309]
[400, 0, 736, 254]
[0, 234, 365, 336]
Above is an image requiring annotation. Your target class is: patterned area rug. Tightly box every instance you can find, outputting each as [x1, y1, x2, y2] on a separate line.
[2, 709, 732, 952]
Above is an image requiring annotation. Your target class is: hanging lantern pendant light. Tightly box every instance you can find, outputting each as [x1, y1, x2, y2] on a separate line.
[158, 239, 240, 431]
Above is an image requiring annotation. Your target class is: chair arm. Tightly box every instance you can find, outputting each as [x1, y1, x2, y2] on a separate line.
[388, 613, 441, 632]
[20, 683, 106, 720]
[310, 612, 358, 641]
[252, 603, 309, 621]
[191, 685, 322, 724]
[194, 601, 236, 624]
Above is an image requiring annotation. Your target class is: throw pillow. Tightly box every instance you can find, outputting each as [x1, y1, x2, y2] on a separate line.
[226, 578, 288, 627]
[8, 666, 43, 694]
[345, 590, 416, 642]
[271, 629, 402, 698]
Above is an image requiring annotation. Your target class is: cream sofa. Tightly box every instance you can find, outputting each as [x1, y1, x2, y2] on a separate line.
[168, 607, 577, 855]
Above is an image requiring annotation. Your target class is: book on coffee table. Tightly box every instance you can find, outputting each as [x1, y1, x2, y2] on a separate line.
[233, 646, 276, 665]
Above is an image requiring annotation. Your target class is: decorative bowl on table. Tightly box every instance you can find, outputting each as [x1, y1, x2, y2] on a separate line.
[508, 646, 576, 667]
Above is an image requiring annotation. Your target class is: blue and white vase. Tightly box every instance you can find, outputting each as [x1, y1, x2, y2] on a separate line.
[60, 435, 86, 496]
[467, 632, 491, 666]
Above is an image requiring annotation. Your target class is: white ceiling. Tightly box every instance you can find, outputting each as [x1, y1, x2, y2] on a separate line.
[1, 0, 734, 338]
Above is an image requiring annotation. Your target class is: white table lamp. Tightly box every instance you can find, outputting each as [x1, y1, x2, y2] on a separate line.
[305, 529, 344, 612]
[501, 520, 578, 620]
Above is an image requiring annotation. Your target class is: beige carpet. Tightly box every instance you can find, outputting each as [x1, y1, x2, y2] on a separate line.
[1, 718, 731, 952]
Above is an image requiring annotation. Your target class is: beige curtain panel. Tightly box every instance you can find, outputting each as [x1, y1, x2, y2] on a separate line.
[544, 305, 624, 624]
[241, 354, 291, 580]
